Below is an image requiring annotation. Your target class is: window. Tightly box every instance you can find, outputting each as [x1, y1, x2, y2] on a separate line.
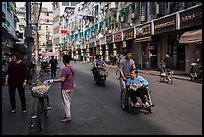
[71, 2, 77, 6]
[62, 2, 69, 6]
[46, 26, 48, 30]
[47, 19, 49, 23]
[39, 26, 41, 30]
[47, 12, 49, 16]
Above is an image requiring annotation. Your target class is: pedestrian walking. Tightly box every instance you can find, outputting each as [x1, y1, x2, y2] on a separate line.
[49, 56, 58, 79]
[118, 50, 136, 89]
[49, 55, 75, 122]
[5, 52, 29, 114]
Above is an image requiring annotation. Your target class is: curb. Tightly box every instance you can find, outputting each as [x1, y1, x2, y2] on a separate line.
[79, 61, 190, 81]
[138, 70, 190, 81]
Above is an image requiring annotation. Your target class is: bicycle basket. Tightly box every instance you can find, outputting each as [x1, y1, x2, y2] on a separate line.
[31, 85, 49, 98]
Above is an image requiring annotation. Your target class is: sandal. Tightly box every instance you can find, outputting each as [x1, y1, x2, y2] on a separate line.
[145, 102, 151, 108]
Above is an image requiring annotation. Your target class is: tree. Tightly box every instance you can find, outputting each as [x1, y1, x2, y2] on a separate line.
[12, 43, 27, 55]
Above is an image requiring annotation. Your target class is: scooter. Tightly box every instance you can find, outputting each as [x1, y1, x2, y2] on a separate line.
[159, 62, 173, 84]
[92, 67, 107, 87]
[190, 58, 202, 82]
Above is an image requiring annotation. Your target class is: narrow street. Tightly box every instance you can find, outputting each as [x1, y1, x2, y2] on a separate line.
[25, 61, 202, 135]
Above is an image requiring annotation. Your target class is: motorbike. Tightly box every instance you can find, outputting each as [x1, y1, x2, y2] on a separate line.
[92, 67, 107, 87]
[2, 68, 7, 85]
[159, 62, 173, 84]
[120, 84, 155, 114]
[190, 58, 202, 82]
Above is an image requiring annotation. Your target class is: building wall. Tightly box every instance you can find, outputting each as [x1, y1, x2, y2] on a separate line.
[38, 10, 53, 53]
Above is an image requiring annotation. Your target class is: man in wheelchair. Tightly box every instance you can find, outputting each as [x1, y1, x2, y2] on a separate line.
[126, 68, 150, 108]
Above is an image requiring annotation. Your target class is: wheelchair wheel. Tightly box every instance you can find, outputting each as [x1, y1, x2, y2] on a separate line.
[121, 89, 129, 111]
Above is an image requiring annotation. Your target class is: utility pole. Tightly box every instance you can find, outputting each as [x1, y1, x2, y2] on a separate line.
[33, 2, 42, 79]
[34, 2, 42, 64]
[25, 2, 34, 66]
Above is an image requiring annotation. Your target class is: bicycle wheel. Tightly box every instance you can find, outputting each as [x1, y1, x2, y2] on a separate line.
[37, 98, 46, 131]
[45, 96, 50, 118]
[116, 69, 120, 80]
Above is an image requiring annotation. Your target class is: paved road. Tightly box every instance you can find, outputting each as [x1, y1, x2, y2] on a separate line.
[2, 61, 202, 135]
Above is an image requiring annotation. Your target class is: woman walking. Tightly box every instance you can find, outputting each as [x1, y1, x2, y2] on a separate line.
[5, 52, 29, 114]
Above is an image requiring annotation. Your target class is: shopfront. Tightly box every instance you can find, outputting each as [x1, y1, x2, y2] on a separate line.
[135, 22, 157, 69]
[99, 37, 106, 61]
[95, 40, 100, 55]
[123, 27, 134, 52]
[113, 32, 123, 54]
[153, 13, 182, 70]
[89, 41, 96, 62]
[178, 5, 202, 73]
[106, 35, 113, 63]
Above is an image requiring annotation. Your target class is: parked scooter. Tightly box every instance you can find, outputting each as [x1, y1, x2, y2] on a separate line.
[190, 58, 202, 82]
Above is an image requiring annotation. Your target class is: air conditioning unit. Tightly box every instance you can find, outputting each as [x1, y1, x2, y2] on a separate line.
[121, 17, 124, 22]
[131, 13, 135, 19]
[141, 16, 145, 22]
[110, 2, 116, 11]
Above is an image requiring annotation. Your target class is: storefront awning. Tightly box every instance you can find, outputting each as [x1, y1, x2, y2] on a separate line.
[179, 29, 202, 44]
[135, 36, 152, 43]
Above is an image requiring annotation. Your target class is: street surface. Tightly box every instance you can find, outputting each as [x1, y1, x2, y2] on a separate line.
[2, 61, 202, 135]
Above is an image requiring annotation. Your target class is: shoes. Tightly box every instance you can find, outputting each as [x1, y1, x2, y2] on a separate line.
[22, 110, 26, 114]
[133, 102, 140, 107]
[145, 102, 151, 108]
[46, 106, 51, 110]
[61, 117, 71, 122]
[11, 109, 16, 113]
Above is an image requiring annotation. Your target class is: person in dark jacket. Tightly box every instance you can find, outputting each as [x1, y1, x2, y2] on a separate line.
[5, 52, 29, 114]
[161, 51, 174, 70]
[49, 56, 58, 79]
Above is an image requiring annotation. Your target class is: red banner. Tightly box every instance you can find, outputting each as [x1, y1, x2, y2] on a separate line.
[60, 30, 68, 34]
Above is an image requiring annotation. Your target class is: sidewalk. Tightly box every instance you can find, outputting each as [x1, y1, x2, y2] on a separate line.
[82, 61, 190, 81]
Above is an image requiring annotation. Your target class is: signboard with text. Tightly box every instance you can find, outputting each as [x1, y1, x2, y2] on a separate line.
[106, 35, 113, 44]
[113, 32, 122, 43]
[123, 27, 134, 40]
[135, 23, 151, 38]
[154, 14, 176, 35]
[179, 5, 202, 29]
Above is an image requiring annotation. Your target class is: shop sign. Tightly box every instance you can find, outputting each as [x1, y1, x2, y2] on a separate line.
[135, 23, 151, 38]
[89, 41, 95, 48]
[100, 37, 106, 45]
[154, 14, 176, 35]
[123, 27, 134, 40]
[106, 35, 113, 44]
[179, 5, 202, 29]
[113, 32, 122, 42]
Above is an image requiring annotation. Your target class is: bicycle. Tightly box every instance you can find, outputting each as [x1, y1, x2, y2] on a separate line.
[30, 80, 51, 131]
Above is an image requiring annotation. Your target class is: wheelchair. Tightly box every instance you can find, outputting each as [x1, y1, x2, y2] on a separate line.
[120, 79, 155, 113]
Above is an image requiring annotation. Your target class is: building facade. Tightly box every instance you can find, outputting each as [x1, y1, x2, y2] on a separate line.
[67, 2, 202, 74]
[38, 8, 53, 56]
[2, 2, 19, 56]
[52, 2, 78, 53]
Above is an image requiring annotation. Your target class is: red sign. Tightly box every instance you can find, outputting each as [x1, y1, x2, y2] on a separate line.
[60, 30, 68, 34]
[113, 32, 122, 42]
